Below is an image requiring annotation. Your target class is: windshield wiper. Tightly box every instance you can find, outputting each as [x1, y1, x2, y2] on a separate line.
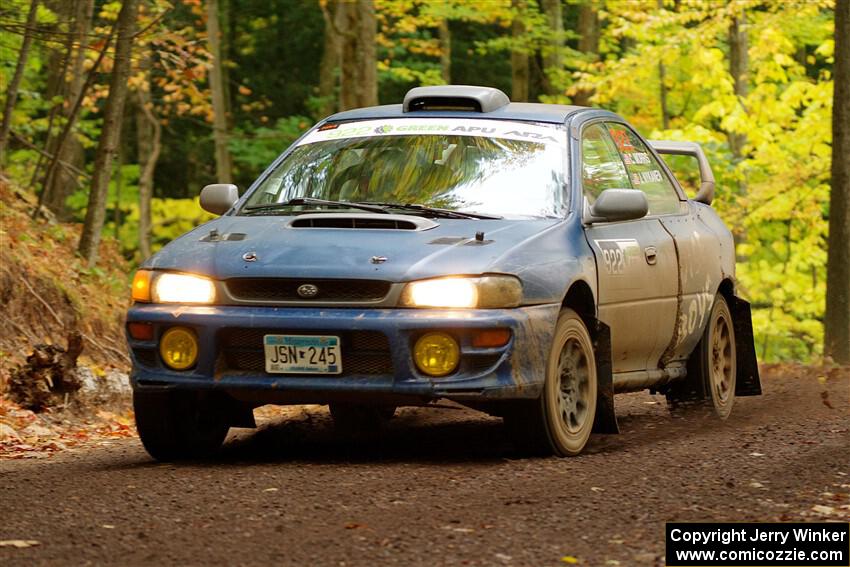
[242, 198, 389, 215]
[355, 202, 502, 220]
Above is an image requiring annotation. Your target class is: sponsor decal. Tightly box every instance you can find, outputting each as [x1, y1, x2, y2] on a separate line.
[594, 239, 640, 275]
[630, 169, 663, 186]
[609, 127, 635, 152]
[296, 119, 567, 147]
[622, 151, 651, 165]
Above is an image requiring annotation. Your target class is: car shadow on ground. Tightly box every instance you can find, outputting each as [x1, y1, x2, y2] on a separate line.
[217, 407, 518, 465]
[150, 396, 719, 466]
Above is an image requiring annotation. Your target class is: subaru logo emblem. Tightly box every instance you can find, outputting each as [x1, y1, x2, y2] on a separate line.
[297, 284, 319, 298]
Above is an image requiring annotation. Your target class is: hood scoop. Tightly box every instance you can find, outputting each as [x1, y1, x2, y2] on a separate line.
[288, 213, 438, 231]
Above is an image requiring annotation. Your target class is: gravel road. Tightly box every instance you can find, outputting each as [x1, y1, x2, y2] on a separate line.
[1, 367, 847, 566]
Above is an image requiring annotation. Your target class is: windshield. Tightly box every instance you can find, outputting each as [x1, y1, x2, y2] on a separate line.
[242, 119, 568, 218]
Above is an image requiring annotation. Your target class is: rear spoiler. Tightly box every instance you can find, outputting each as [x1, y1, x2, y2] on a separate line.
[649, 140, 715, 205]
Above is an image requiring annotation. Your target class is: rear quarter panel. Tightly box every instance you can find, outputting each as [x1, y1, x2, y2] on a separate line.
[660, 201, 736, 363]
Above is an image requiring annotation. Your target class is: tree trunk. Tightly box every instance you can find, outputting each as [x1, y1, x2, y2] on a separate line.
[825, 0, 850, 365]
[36, 24, 115, 218]
[44, 0, 95, 219]
[77, 0, 138, 266]
[572, 1, 599, 106]
[136, 67, 161, 260]
[658, 60, 669, 129]
[727, 14, 749, 160]
[540, 0, 563, 96]
[38, 0, 77, 207]
[0, 0, 40, 165]
[219, 0, 233, 131]
[511, 0, 529, 102]
[655, 0, 669, 128]
[338, 0, 377, 111]
[438, 19, 451, 84]
[206, 0, 233, 183]
[318, 0, 340, 117]
[112, 139, 124, 240]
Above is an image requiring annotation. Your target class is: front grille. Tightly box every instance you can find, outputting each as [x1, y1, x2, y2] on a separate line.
[225, 278, 391, 303]
[465, 354, 502, 374]
[219, 329, 393, 375]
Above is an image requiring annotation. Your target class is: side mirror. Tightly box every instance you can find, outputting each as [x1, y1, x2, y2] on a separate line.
[200, 183, 238, 215]
[586, 189, 649, 224]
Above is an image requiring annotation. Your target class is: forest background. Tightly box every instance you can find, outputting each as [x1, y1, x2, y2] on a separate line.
[0, 0, 848, 366]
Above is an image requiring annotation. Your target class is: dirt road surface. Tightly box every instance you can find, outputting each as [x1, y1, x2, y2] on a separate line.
[1, 368, 848, 566]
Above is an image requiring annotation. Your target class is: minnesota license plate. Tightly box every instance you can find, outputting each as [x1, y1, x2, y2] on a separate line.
[263, 335, 342, 374]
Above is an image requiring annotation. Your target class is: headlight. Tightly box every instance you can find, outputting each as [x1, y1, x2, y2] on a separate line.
[152, 273, 216, 304]
[399, 276, 522, 309]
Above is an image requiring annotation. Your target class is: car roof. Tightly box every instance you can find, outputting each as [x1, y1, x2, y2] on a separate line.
[325, 102, 589, 125]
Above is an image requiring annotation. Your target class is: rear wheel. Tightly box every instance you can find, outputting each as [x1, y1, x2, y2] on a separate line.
[134, 390, 230, 461]
[667, 294, 736, 419]
[504, 309, 597, 456]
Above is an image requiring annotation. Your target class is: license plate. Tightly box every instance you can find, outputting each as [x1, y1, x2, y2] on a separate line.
[263, 335, 342, 374]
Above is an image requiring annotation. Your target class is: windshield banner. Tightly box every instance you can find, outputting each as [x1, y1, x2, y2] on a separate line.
[297, 118, 567, 148]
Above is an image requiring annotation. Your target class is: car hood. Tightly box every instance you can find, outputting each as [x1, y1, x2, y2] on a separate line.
[146, 214, 563, 283]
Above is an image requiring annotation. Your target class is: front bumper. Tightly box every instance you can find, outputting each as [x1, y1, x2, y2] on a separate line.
[126, 304, 559, 405]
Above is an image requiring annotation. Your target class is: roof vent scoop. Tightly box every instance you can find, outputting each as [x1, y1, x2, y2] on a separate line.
[403, 85, 510, 113]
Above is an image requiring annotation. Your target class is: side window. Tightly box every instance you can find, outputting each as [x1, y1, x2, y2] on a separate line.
[580, 123, 631, 204]
[606, 123, 681, 215]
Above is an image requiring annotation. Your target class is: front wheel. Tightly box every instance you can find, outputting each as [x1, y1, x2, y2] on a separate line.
[134, 390, 230, 461]
[504, 309, 597, 456]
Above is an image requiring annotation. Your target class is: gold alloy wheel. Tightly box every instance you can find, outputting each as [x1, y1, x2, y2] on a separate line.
[707, 296, 736, 419]
[543, 309, 597, 456]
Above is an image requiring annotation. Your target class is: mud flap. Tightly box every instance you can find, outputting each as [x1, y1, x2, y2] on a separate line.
[592, 320, 619, 434]
[730, 296, 762, 396]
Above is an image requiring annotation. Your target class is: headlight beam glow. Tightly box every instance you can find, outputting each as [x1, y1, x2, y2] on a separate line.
[406, 278, 478, 308]
[152, 273, 216, 304]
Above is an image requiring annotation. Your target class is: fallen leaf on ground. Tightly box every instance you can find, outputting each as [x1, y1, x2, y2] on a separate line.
[561, 556, 579, 564]
[0, 540, 40, 548]
[0, 423, 21, 441]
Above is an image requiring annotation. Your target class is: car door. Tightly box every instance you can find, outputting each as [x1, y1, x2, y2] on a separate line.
[580, 123, 679, 373]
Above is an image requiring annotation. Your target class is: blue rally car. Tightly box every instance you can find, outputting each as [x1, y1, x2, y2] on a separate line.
[127, 85, 761, 460]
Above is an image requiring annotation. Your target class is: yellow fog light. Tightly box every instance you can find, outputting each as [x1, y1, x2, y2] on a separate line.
[159, 327, 199, 370]
[413, 332, 460, 377]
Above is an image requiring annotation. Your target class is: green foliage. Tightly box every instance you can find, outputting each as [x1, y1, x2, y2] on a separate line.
[569, 0, 835, 361]
[0, 0, 838, 363]
[229, 116, 313, 187]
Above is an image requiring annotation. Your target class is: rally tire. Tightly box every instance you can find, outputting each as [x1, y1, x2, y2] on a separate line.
[504, 309, 598, 457]
[667, 294, 737, 419]
[134, 390, 230, 461]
